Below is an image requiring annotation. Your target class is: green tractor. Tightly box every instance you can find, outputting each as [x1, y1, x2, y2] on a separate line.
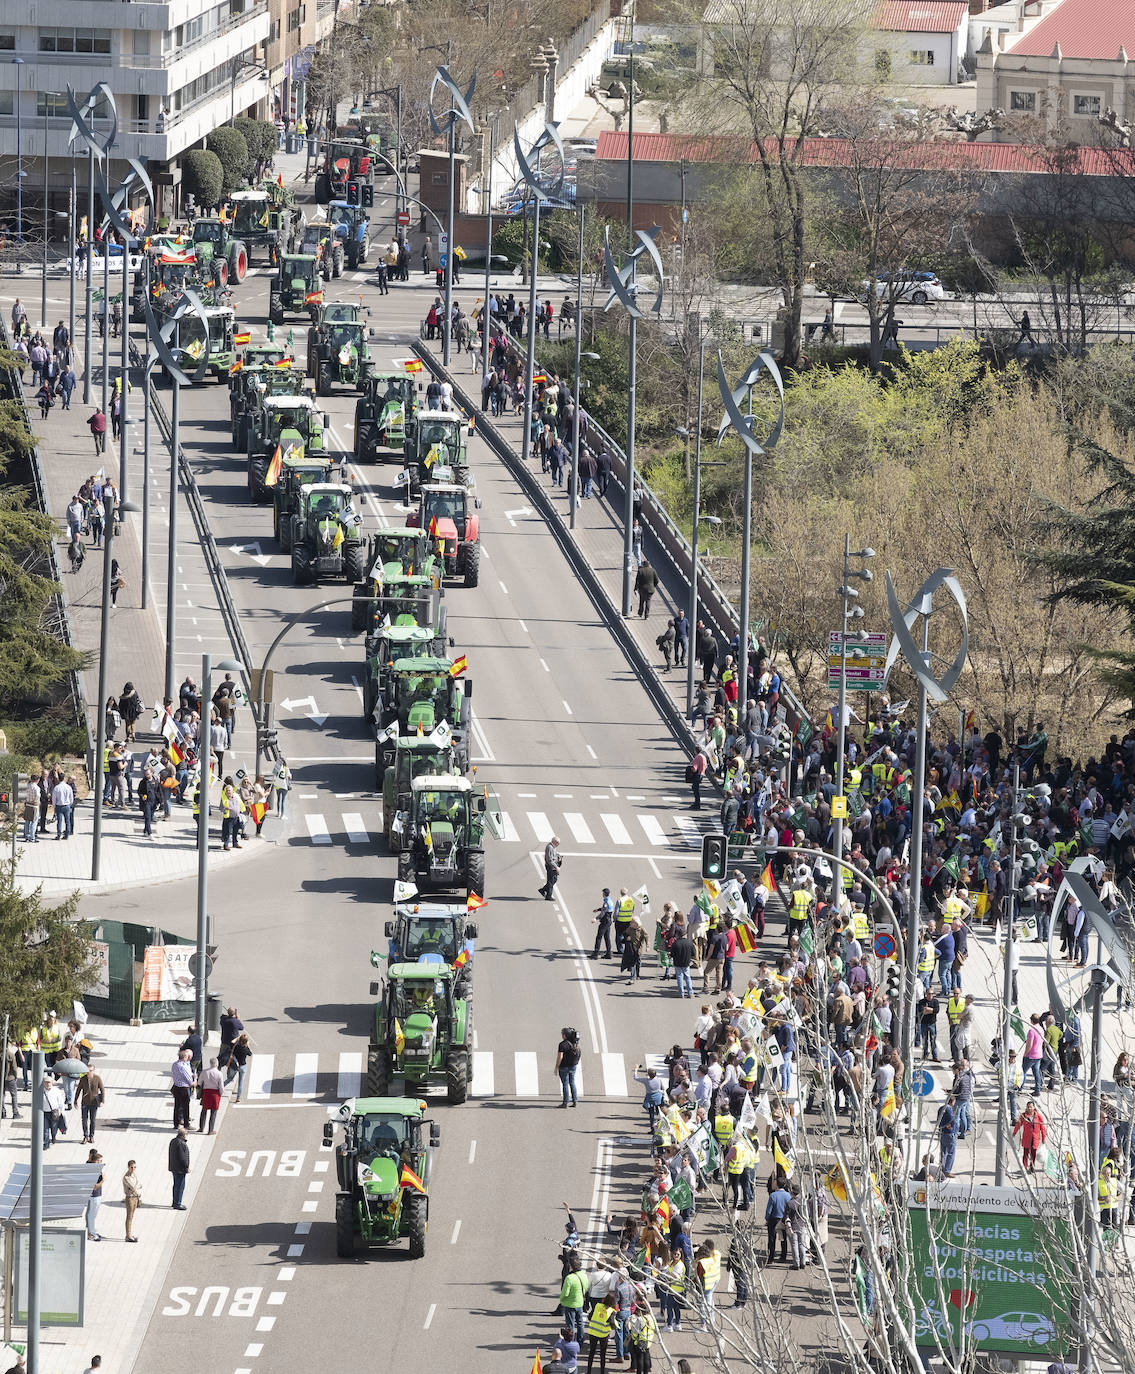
[290, 482, 365, 586]
[366, 963, 472, 1103]
[381, 738, 465, 847]
[269, 255, 324, 326]
[300, 218, 344, 280]
[362, 622, 447, 724]
[396, 775, 487, 899]
[246, 395, 329, 501]
[229, 188, 304, 266]
[306, 304, 371, 396]
[378, 900, 476, 997]
[272, 450, 344, 548]
[172, 305, 235, 383]
[230, 354, 307, 446]
[356, 370, 421, 463]
[191, 217, 249, 285]
[373, 658, 470, 783]
[351, 526, 438, 632]
[403, 410, 473, 501]
[360, 575, 446, 647]
[323, 1097, 439, 1259]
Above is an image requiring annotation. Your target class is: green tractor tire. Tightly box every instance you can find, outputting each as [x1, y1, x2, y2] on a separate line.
[344, 541, 364, 586]
[446, 1050, 469, 1105]
[366, 1044, 390, 1096]
[269, 292, 283, 326]
[335, 1195, 356, 1258]
[317, 363, 332, 397]
[375, 741, 388, 792]
[292, 543, 311, 585]
[248, 456, 270, 504]
[462, 542, 480, 588]
[407, 1192, 426, 1259]
[351, 586, 371, 634]
[466, 850, 485, 901]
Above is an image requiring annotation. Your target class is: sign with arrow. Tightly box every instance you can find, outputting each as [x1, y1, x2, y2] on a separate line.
[503, 507, 533, 528]
[230, 541, 272, 568]
[280, 695, 328, 727]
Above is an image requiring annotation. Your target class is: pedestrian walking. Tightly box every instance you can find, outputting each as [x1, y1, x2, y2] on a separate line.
[87, 407, 107, 455]
[1018, 310, 1033, 344]
[51, 774, 74, 838]
[422, 236, 432, 275]
[673, 609, 689, 665]
[168, 1125, 190, 1209]
[1012, 1098, 1046, 1172]
[2, 1041, 19, 1120]
[170, 1049, 194, 1129]
[687, 749, 707, 810]
[592, 888, 614, 958]
[78, 1063, 105, 1142]
[656, 618, 675, 669]
[272, 761, 291, 817]
[635, 559, 657, 618]
[937, 1094, 959, 1176]
[555, 1027, 581, 1108]
[198, 1058, 223, 1133]
[85, 1151, 104, 1241]
[620, 916, 648, 985]
[42, 1075, 67, 1148]
[584, 1296, 615, 1373]
[225, 1032, 252, 1100]
[37, 379, 54, 419]
[122, 1159, 142, 1241]
[538, 835, 562, 901]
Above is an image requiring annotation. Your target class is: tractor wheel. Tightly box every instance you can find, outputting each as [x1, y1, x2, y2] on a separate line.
[359, 234, 370, 265]
[315, 172, 332, 204]
[269, 292, 283, 326]
[231, 246, 248, 283]
[397, 850, 412, 883]
[351, 588, 369, 633]
[407, 1192, 426, 1259]
[355, 421, 373, 460]
[466, 850, 485, 901]
[292, 544, 311, 585]
[344, 541, 364, 586]
[248, 456, 270, 504]
[366, 1044, 391, 1096]
[446, 1050, 469, 1105]
[335, 1194, 355, 1258]
[280, 511, 293, 552]
[363, 678, 377, 724]
[217, 259, 229, 287]
[375, 744, 387, 792]
[333, 247, 344, 279]
[462, 542, 480, 588]
[321, 257, 331, 282]
[272, 503, 281, 544]
[317, 363, 332, 397]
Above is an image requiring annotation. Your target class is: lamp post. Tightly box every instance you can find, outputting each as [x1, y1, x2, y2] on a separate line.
[69, 164, 76, 353]
[568, 200, 594, 531]
[478, 119, 495, 384]
[91, 490, 140, 881]
[83, 138, 95, 405]
[41, 97, 51, 328]
[196, 653, 244, 1043]
[231, 60, 269, 126]
[833, 538, 875, 884]
[367, 83, 403, 219]
[13, 58, 24, 257]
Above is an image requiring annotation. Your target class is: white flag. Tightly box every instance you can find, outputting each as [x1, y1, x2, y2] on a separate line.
[739, 1094, 757, 1132]
[393, 879, 417, 903]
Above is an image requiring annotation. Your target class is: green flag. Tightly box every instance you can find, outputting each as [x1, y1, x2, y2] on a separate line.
[941, 852, 961, 882]
[667, 1177, 693, 1213]
[896, 782, 911, 803]
[1010, 1005, 1027, 1042]
[798, 921, 815, 957]
[1078, 822, 1095, 852]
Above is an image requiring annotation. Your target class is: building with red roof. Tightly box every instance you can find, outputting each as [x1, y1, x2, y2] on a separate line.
[871, 1, 970, 85]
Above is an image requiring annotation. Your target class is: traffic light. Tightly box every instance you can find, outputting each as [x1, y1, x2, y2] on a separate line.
[0, 788, 10, 813]
[361, 184, 374, 208]
[701, 833, 728, 882]
[257, 726, 278, 757]
[346, 180, 361, 206]
[886, 964, 901, 999]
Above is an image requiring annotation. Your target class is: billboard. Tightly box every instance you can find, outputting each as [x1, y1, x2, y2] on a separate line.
[907, 1189, 1073, 1357]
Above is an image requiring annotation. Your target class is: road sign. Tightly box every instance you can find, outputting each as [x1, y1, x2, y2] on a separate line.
[830, 794, 847, 819]
[250, 668, 274, 704]
[188, 951, 213, 982]
[910, 1066, 934, 1097]
[827, 630, 887, 692]
[873, 930, 896, 959]
[397, 209, 410, 227]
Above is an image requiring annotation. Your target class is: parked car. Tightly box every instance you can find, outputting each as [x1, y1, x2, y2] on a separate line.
[871, 271, 946, 304]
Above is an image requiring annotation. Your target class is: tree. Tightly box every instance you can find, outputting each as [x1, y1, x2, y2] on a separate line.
[180, 149, 224, 210]
[0, 868, 95, 1037]
[206, 128, 250, 195]
[694, 0, 870, 370]
[232, 117, 277, 179]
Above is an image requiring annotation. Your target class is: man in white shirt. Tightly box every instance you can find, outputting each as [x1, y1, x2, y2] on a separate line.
[51, 775, 74, 839]
[42, 1075, 68, 1148]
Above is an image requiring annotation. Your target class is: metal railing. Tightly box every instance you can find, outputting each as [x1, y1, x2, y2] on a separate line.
[129, 341, 257, 717]
[0, 320, 96, 758]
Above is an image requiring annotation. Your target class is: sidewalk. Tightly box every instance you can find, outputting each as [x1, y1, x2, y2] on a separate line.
[0, 1018, 227, 1374]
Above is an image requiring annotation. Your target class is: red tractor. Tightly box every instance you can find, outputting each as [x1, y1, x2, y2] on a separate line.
[408, 483, 481, 588]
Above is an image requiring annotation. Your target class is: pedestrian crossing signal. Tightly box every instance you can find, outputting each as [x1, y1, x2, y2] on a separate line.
[886, 965, 901, 999]
[701, 833, 728, 882]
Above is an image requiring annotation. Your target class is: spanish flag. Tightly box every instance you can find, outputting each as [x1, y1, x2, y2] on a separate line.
[532, 373, 547, 385]
[394, 1018, 405, 1054]
[655, 1195, 672, 1227]
[452, 948, 470, 972]
[277, 173, 284, 188]
[233, 330, 251, 345]
[467, 893, 487, 910]
[230, 359, 244, 374]
[274, 358, 292, 368]
[305, 289, 323, 305]
[399, 1164, 426, 1194]
[168, 740, 185, 766]
[403, 358, 423, 374]
[265, 444, 283, 487]
[530, 1355, 543, 1374]
[759, 861, 776, 895]
[964, 709, 975, 732]
[449, 655, 468, 678]
[428, 515, 438, 537]
[251, 801, 267, 825]
[735, 923, 757, 954]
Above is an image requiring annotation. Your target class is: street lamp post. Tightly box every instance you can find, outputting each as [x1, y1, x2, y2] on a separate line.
[13, 59, 24, 258]
[41, 99, 51, 328]
[69, 164, 77, 353]
[196, 653, 244, 1043]
[568, 203, 593, 531]
[833, 538, 875, 883]
[83, 139, 95, 404]
[479, 121, 495, 385]
[91, 490, 140, 881]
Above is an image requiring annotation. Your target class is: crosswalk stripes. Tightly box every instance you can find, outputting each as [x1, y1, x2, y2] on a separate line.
[343, 812, 369, 844]
[527, 811, 554, 842]
[600, 814, 633, 845]
[237, 1049, 644, 1102]
[305, 815, 332, 846]
[563, 812, 595, 844]
[671, 815, 703, 848]
[638, 814, 668, 847]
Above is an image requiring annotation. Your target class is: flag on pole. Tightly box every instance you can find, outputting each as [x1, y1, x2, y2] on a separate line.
[825, 709, 833, 734]
[530, 1354, 543, 1374]
[759, 862, 776, 895]
[964, 709, 975, 732]
[735, 924, 757, 954]
[251, 801, 267, 825]
[449, 655, 468, 677]
[273, 358, 293, 368]
[394, 1019, 405, 1054]
[233, 330, 251, 345]
[428, 515, 439, 537]
[305, 289, 323, 305]
[277, 173, 284, 188]
[229, 359, 244, 374]
[1009, 1005, 1027, 1042]
[773, 1140, 795, 1178]
[332, 525, 345, 551]
[265, 444, 283, 487]
[167, 740, 185, 767]
[399, 1164, 426, 1193]
[467, 893, 488, 910]
[452, 948, 470, 972]
[402, 358, 423, 373]
[655, 1195, 672, 1228]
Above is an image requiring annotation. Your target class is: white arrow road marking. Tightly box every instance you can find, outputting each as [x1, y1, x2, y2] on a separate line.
[280, 695, 329, 727]
[503, 506, 533, 527]
[230, 541, 272, 567]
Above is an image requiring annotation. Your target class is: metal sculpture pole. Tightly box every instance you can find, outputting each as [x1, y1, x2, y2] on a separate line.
[428, 66, 475, 366]
[66, 88, 107, 406]
[604, 225, 665, 616]
[514, 120, 566, 471]
[883, 569, 968, 1069]
[715, 349, 785, 724]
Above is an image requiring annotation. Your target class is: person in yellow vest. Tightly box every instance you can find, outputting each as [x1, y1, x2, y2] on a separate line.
[788, 884, 812, 941]
[695, 1239, 722, 1332]
[20, 1026, 40, 1089]
[917, 936, 936, 990]
[738, 1038, 759, 1092]
[943, 887, 972, 924]
[614, 888, 636, 956]
[848, 765, 862, 793]
[658, 1246, 686, 1333]
[713, 1104, 735, 1176]
[726, 1130, 757, 1212]
[40, 1011, 62, 1067]
[585, 1294, 616, 1367]
[627, 1301, 656, 1373]
[220, 779, 244, 852]
[1099, 1162, 1120, 1230]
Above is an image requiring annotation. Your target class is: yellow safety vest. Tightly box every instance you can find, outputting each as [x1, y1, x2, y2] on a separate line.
[791, 890, 810, 917]
[631, 1313, 657, 1349]
[947, 996, 965, 1026]
[728, 1139, 755, 1173]
[699, 1252, 721, 1291]
[102, 747, 111, 771]
[848, 767, 862, 790]
[40, 1021, 61, 1055]
[1099, 1177, 1118, 1206]
[616, 897, 635, 922]
[918, 944, 935, 973]
[21, 1029, 39, 1053]
[586, 1302, 615, 1339]
[192, 785, 200, 817]
[221, 792, 231, 819]
[740, 1052, 758, 1085]
[714, 1113, 735, 1145]
[663, 1260, 685, 1294]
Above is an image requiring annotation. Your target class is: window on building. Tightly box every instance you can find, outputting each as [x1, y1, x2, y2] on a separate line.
[287, 7, 301, 31]
[36, 92, 70, 117]
[0, 92, 13, 115]
[1072, 93, 1101, 117]
[0, 34, 14, 50]
[133, 30, 151, 55]
[1009, 90, 1036, 111]
[39, 27, 111, 54]
[910, 49, 935, 65]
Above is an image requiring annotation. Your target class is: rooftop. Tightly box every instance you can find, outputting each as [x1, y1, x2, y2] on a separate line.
[1008, 0, 1135, 59]
[873, 1, 968, 34]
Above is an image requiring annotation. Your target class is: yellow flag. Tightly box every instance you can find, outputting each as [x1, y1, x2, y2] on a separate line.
[332, 525, 345, 551]
[880, 1088, 897, 1120]
[394, 1018, 405, 1054]
[773, 1140, 795, 1178]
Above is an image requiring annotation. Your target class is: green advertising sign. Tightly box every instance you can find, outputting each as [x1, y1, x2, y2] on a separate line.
[908, 1201, 1072, 1357]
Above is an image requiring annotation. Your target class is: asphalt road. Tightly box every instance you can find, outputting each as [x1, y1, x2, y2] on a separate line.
[68, 184, 733, 1374]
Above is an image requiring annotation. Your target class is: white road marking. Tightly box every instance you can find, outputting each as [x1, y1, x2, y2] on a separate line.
[295, 1222, 312, 1234]
[468, 1139, 476, 1164]
[539, 658, 550, 673]
[245, 1053, 275, 1099]
[600, 814, 632, 845]
[518, 619, 528, 633]
[424, 1304, 437, 1329]
[638, 814, 668, 847]
[496, 810, 520, 842]
[470, 708, 495, 762]
[602, 1052, 628, 1097]
[528, 811, 554, 842]
[337, 1051, 363, 1099]
[244, 1345, 264, 1357]
[267, 1290, 287, 1305]
[498, 580, 508, 594]
[308, 1181, 324, 1193]
[515, 1051, 540, 1096]
[471, 1051, 494, 1097]
[292, 1053, 319, 1098]
[305, 814, 332, 845]
[672, 814, 702, 847]
[278, 1266, 296, 1280]
[313, 1161, 329, 1173]
[518, 793, 537, 798]
[564, 813, 595, 845]
[287, 1244, 304, 1258]
[451, 1219, 462, 1244]
[256, 1317, 276, 1332]
[562, 700, 573, 715]
[302, 1201, 318, 1212]
[350, 674, 364, 709]
[343, 812, 369, 844]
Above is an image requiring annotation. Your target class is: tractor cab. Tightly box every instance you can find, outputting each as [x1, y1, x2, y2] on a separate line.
[356, 371, 420, 460]
[418, 485, 471, 544]
[380, 741, 463, 846]
[384, 901, 476, 968]
[301, 482, 355, 530]
[230, 191, 272, 237]
[263, 395, 326, 449]
[400, 776, 486, 896]
[284, 253, 320, 292]
[173, 306, 234, 380]
[371, 527, 433, 580]
[362, 625, 446, 736]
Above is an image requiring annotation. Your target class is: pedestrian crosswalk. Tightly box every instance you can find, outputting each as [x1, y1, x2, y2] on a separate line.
[296, 804, 712, 851]
[237, 1049, 663, 1103]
